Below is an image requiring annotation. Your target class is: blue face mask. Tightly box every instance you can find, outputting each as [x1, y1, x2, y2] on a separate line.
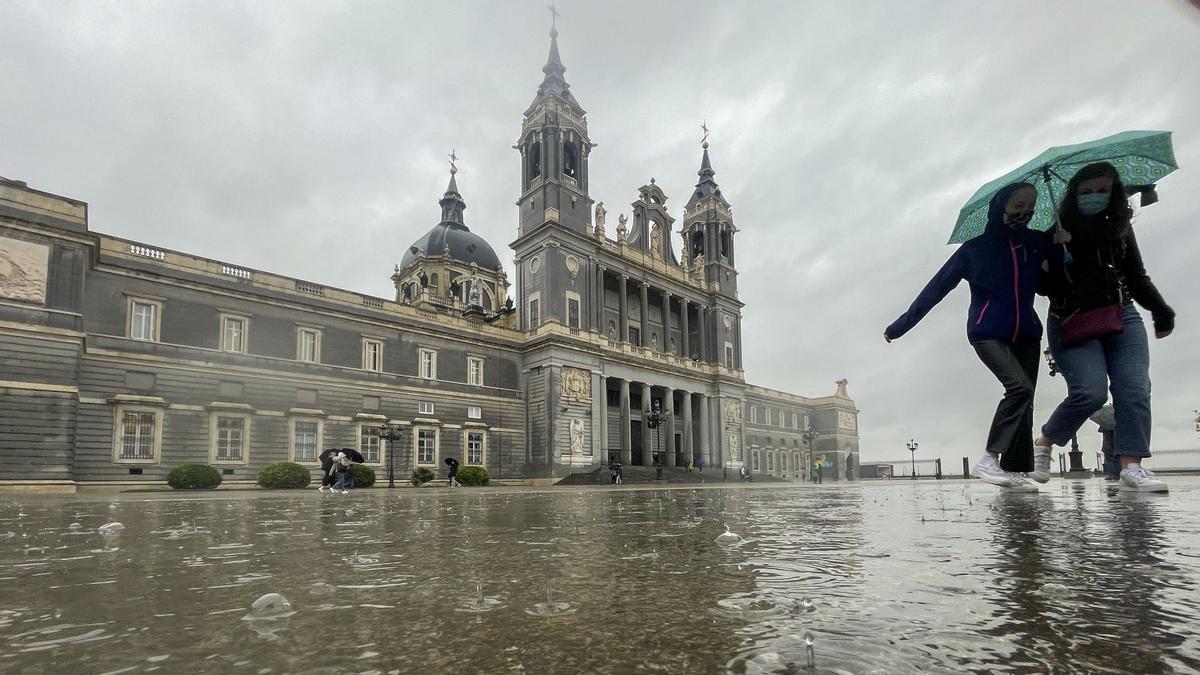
[1077, 192, 1110, 216]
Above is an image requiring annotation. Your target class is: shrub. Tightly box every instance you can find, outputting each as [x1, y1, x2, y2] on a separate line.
[456, 466, 489, 487]
[348, 464, 376, 488]
[257, 462, 311, 489]
[410, 467, 435, 487]
[166, 464, 223, 490]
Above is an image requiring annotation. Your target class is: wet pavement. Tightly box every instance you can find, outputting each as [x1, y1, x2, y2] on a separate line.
[1, 478, 1199, 673]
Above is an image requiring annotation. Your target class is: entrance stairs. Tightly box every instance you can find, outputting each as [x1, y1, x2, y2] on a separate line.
[555, 465, 781, 486]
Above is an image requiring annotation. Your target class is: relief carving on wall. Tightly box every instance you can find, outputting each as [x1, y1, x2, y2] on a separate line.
[560, 367, 592, 402]
[838, 411, 857, 432]
[0, 236, 49, 305]
[723, 398, 743, 423]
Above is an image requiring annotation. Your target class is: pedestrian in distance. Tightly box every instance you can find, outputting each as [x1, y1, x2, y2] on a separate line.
[444, 456, 460, 488]
[885, 182, 1046, 492]
[608, 460, 622, 485]
[331, 451, 353, 494]
[1033, 162, 1174, 492]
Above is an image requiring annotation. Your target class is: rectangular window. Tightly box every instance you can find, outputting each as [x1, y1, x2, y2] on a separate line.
[214, 415, 247, 462]
[750, 406, 758, 424]
[417, 428, 437, 465]
[363, 339, 383, 372]
[419, 401, 435, 416]
[292, 420, 320, 462]
[724, 343, 735, 369]
[359, 424, 381, 464]
[566, 294, 580, 329]
[467, 405, 482, 419]
[766, 409, 773, 426]
[466, 431, 484, 465]
[129, 300, 159, 341]
[419, 348, 437, 379]
[628, 326, 640, 344]
[467, 356, 484, 386]
[767, 453, 774, 471]
[792, 413, 798, 429]
[298, 328, 321, 363]
[529, 298, 541, 328]
[222, 316, 247, 353]
[117, 409, 158, 461]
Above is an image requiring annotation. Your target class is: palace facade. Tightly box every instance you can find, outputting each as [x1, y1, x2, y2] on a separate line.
[0, 27, 858, 489]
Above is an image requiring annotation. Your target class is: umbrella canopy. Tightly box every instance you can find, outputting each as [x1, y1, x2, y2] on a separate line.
[339, 448, 365, 464]
[318, 448, 339, 462]
[948, 130, 1177, 244]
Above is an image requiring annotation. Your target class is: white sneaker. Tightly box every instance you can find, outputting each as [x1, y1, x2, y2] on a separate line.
[974, 453, 1038, 491]
[341, 490, 349, 495]
[1119, 464, 1168, 493]
[317, 485, 325, 492]
[1030, 445, 1053, 483]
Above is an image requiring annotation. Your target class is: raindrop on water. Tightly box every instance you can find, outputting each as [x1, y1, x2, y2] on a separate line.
[715, 524, 743, 544]
[67, 523, 82, 531]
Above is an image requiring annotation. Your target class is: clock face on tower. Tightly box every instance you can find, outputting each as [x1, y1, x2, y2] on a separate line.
[838, 411, 857, 432]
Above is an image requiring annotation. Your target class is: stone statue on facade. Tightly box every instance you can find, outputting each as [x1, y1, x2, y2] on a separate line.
[649, 222, 662, 260]
[468, 274, 482, 306]
[569, 418, 585, 455]
[593, 202, 606, 238]
[616, 214, 628, 243]
[835, 379, 850, 398]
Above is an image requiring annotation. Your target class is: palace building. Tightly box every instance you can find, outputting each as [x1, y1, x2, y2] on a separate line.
[0, 26, 858, 490]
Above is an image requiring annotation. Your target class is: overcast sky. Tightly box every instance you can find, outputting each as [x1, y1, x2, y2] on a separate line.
[3, 1, 1198, 469]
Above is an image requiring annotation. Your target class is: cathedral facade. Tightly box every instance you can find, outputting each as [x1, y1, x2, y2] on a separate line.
[0, 28, 858, 490]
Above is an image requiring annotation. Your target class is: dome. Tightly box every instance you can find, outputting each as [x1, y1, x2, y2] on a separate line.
[399, 221, 501, 272]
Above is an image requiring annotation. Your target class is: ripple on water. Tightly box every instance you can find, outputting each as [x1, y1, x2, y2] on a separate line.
[8, 623, 113, 652]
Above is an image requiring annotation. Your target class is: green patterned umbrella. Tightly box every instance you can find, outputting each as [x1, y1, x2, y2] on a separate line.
[948, 130, 1177, 244]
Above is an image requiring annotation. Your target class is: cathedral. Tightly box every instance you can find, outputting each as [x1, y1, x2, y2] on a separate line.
[0, 25, 859, 490]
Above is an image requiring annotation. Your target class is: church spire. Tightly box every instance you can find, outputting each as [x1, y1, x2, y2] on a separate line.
[439, 151, 466, 226]
[687, 128, 723, 207]
[534, 6, 579, 107]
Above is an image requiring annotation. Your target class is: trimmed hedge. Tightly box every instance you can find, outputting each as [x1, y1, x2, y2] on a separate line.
[167, 464, 223, 490]
[348, 464, 376, 488]
[456, 466, 489, 487]
[257, 462, 311, 489]
[410, 467, 435, 487]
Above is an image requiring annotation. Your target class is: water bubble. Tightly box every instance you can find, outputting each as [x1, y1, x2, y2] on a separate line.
[98, 522, 125, 534]
[715, 524, 743, 544]
[243, 593, 295, 621]
[67, 523, 82, 531]
[800, 597, 816, 613]
[1039, 583, 1071, 598]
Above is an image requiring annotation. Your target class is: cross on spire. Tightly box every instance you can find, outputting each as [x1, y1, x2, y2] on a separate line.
[448, 149, 459, 174]
[548, 2, 560, 32]
[701, 120, 710, 149]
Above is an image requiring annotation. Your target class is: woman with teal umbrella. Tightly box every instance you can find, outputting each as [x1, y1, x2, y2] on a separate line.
[885, 182, 1045, 491]
[1032, 162, 1175, 492]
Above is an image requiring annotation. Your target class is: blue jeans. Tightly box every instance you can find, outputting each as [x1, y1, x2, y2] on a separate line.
[1041, 304, 1152, 458]
[334, 470, 353, 490]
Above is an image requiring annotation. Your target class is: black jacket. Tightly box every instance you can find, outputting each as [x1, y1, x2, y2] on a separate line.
[1042, 226, 1174, 333]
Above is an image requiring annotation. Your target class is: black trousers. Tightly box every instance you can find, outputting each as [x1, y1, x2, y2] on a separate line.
[973, 337, 1041, 472]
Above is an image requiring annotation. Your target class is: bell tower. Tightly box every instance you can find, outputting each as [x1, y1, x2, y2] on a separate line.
[515, 21, 593, 236]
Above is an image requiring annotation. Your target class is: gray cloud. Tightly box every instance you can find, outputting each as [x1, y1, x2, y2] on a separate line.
[3, 0, 1198, 469]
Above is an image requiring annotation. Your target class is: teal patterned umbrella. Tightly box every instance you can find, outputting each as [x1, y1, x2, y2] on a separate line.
[948, 130, 1177, 244]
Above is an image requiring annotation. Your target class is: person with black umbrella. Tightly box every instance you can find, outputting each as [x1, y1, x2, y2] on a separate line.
[330, 448, 365, 494]
[317, 448, 338, 493]
[444, 456, 460, 488]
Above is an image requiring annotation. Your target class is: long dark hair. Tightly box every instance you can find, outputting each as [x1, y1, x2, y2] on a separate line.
[1058, 162, 1132, 245]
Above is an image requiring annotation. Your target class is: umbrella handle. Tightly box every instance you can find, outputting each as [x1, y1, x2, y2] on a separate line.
[1040, 165, 1074, 283]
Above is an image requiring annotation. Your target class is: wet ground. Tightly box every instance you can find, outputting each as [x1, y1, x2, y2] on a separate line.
[1, 478, 1199, 674]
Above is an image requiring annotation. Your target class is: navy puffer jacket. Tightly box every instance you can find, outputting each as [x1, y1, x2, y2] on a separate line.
[886, 184, 1045, 344]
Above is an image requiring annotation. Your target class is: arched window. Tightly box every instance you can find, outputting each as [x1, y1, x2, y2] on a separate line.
[720, 226, 731, 259]
[562, 141, 578, 179]
[429, 273, 439, 293]
[529, 141, 542, 180]
[690, 230, 705, 259]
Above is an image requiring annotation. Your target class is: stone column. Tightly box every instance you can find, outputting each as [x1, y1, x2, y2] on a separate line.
[698, 307, 708, 363]
[641, 382, 653, 465]
[698, 393, 711, 468]
[680, 299, 690, 359]
[618, 275, 629, 343]
[596, 265, 606, 334]
[681, 391, 694, 465]
[619, 379, 631, 465]
[639, 282, 649, 348]
[662, 291, 672, 354]
[665, 388, 676, 465]
[597, 374, 608, 460]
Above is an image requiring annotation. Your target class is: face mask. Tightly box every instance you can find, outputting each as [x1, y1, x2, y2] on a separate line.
[1005, 210, 1033, 227]
[1077, 192, 1109, 216]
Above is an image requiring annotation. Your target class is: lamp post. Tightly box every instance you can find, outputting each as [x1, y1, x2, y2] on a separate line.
[801, 427, 819, 483]
[907, 438, 919, 480]
[379, 424, 404, 489]
[644, 398, 669, 481]
[1194, 410, 1200, 434]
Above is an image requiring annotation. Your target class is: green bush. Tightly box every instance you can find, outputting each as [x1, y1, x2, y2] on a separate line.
[456, 466, 489, 487]
[348, 464, 376, 488]
[410, 467, 435, 487]
[166, 464, 223, 490]
[257, 462, 311, 489]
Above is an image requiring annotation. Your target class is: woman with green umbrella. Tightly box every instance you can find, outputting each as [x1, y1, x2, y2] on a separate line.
[1032, 162, 1175, 492]
[885, 182, 1045, 491]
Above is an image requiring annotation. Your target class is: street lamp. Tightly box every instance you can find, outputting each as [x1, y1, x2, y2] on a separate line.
[801, 427, 819, 483]
[907, 438, 919, 480]
[378, 424, 404, 489]
[1044, 347, 1059, 377]
[644, 398, 669, 481]
[1194, 410, 1200, 433]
